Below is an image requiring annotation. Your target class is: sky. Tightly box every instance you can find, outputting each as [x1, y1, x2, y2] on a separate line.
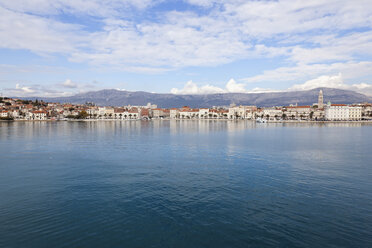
[1, 0, 372, 97]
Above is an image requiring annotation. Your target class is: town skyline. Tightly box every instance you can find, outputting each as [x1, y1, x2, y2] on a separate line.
[1, 90, 371, 122]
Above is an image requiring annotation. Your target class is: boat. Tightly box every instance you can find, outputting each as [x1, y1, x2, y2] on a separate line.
[256, 118, 267, 123]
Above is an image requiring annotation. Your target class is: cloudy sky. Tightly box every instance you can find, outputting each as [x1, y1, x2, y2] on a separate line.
[1, 0, 372, 97]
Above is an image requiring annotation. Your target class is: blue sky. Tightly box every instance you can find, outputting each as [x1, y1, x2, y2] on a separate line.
[0, 0, 372, 97]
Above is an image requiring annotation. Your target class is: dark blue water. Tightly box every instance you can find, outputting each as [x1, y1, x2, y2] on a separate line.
[0, 121, 371, 248]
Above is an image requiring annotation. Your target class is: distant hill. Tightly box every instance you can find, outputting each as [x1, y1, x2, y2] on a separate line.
[21, 88, 372, 108]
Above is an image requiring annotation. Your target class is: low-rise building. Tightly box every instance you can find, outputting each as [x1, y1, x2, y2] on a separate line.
[28, 111, 47, 120]
[0, 110, 9, 118]
[263, 108, 283, 120]
[284, 106, 311, 120]
[170, 108, 179, 119]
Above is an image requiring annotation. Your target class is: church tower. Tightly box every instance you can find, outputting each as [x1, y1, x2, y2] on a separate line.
[318, 89, 324, 109]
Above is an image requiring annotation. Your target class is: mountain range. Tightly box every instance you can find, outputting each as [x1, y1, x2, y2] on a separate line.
[23, 87, 372, 108]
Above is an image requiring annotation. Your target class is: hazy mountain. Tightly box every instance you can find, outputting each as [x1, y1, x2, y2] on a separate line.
[23, 88, 371, 108]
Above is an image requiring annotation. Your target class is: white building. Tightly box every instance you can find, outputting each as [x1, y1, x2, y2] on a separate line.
[325, 104, 362, 120]
[152, 108, 164, 118]
[228, 106, 245, 119]
[170, 108, 179, 119]
[179, 109, 198, 119]
[263, 108, 283, 120]
[349, 106, 362, 120]
[28, 111, 47, 120]
[0, 111, 9, 118]
[199, 108, 209, 119]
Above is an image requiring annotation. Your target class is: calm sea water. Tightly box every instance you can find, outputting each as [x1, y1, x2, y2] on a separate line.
[0, 121, 371, 248]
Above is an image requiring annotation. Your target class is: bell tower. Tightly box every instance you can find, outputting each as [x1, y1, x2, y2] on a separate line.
[318, 89, 324, 109]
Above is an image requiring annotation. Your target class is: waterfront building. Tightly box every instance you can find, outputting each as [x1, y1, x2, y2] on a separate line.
[152, 108, 164, 118]
[312, 109, 325, 120]
[263, 108, 283, 120]
[170, 108, 179, 119]
[163, 109, 170, 118]
[325, 104, 349, 120]
[98, 107, 106, 117]
[128, 108, 139, 119]
[228, 106, 245, 119]
[179, 108, 199, 119]
[28, 111, 47, 120]
[114, 108, 125, 119]
[199, 108, 209, 119]
[325, 104, 361, 120]
[87, 107, 99, 117]
[349, 106, 362, 120]
[140, 108, 150, 119]
[0, 110, 9, 118]
[284, 106, 311, 120]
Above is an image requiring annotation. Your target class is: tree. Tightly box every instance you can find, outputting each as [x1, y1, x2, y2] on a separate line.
[309, 111, 314, 120]
[0, 116, 14, 121]
[266, 114, 270, 120]
[77, 110, 89, 119]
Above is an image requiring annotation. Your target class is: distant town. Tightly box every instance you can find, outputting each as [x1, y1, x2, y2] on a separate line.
[1, 90, 371, 122]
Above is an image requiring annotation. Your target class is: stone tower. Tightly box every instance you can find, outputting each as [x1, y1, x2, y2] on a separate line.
[318, 89, 324, 109]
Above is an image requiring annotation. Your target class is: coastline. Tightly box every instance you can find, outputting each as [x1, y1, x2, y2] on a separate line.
[3, 119, 372, 124]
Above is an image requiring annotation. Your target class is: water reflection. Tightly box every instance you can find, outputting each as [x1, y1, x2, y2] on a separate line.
[0, 120, 371, 248]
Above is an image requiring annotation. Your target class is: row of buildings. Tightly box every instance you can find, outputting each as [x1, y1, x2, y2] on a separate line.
[1, 91, 371, 121]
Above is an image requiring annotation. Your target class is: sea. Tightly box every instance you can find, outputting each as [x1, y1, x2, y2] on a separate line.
[0, 120, 371, 248]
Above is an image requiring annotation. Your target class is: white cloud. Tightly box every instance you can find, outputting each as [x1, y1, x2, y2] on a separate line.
[242, 61, 372, 83]
[289, 74, 372, 96]
[1, 0, 371, 71]
[0, 0, 372, 93]
[3, 79, 101, 97]
[0, 6, 80, 55]
[172, 76, 372, 96]
[5, 83, 74, 97]
[289, 74, 345, 91]
[171, 78, 273, 94]
[62, 79, 78, 88]
[171, 81, 226, 94]
[225, 79, 246, 93]
[15, 83, 35, 93]
[0, 0, 158, 16]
